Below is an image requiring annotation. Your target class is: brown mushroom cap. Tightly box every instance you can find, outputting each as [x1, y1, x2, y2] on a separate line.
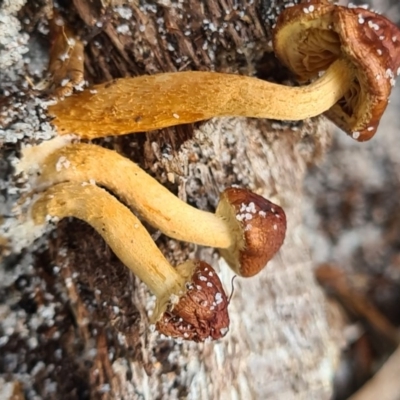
[216, 188, 287, 277]
[273, 2, 400, 141]
[155, 261, 230, 342]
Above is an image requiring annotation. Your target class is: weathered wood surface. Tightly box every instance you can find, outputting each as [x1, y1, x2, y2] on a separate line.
[0, 0, 342, 398]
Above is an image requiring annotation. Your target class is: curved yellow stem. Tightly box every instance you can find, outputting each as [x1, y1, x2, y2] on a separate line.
[31, 182, 185, 300]
[48, 59, 353, 139]
[35, 143, 234, 248]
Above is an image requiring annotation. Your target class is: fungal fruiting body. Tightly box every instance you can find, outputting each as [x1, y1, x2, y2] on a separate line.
[44, 3, 400, 142]
[31, 182, 229, 342]
[273, 1, 400, 141]
[27, 143, 286, 277]
[46, 10, 84, 98]
[216, 188, 286, 277]
[155, 261, 230, 341]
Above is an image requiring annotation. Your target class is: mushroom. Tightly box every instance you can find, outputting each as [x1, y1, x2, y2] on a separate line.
[45, 10, 84, 98]
[273, 1, 400, 141]
[31, 181, 230, 342]
[24, 142, 286, 277]
[44, 3, 400, 141]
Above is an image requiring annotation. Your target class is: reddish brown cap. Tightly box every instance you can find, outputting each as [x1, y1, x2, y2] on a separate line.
[273, 2, 400, 141]
[156, 261, 229, 342]
[216, 188, 286, 277]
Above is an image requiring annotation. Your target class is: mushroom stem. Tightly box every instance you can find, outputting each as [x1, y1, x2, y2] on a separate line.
[48, 58, 353, 139]
[34, 143, 235, 249]
[31, 182, 230, 341]
[31, 182, 186, 302]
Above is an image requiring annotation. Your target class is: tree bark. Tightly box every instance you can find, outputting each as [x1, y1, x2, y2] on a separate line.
[0, 0, 342, 398]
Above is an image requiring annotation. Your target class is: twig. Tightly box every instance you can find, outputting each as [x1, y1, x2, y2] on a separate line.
[348, 344, 400, 400]
[315, 264, 400, 347]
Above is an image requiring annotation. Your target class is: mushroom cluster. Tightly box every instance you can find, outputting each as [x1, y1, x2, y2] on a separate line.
[13, 1, 400, 342]
[26, 150, 286, 341]
[31, 182, 231, 342]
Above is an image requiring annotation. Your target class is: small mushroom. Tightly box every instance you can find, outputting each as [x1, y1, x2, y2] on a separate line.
[216, 187, 286, 277]
[43, 10, 84, 98]
[31, 181, 230, 342]
[44, 3, 400, 141]
[26, 143, 286, 277]
[273, 1, 400, 141]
